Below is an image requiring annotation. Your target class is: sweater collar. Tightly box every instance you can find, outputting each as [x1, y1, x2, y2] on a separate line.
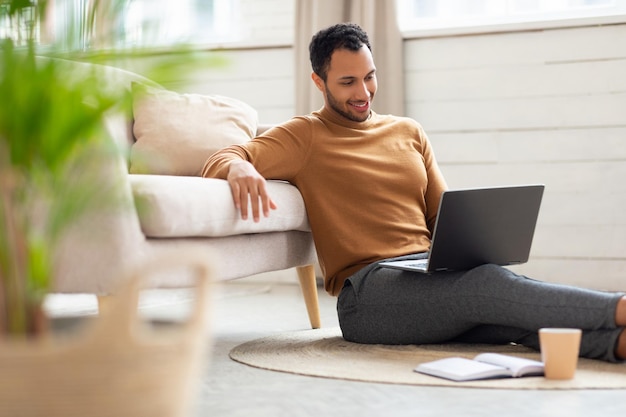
[316, 106, 378, 130]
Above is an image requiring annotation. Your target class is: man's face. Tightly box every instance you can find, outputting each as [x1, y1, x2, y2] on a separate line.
[313, 45, 377, 123]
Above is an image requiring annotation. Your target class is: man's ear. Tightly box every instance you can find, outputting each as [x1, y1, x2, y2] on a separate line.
[311, 72, 325, 92]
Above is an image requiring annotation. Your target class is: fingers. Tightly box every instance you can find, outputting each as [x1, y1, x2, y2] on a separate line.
[227, 161, 277, 222]
[246, 181, 276, 222]
[248, 182, 261, 222]
[260, 190, 277, 220]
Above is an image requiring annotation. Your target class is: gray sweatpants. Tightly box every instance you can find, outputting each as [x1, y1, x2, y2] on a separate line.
[337, 253, 625, 362]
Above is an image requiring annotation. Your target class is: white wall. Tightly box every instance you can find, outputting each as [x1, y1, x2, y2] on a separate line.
[170, 47, 296, 124]
[237, 0, 294, 44]
[404, 23, 626, 290]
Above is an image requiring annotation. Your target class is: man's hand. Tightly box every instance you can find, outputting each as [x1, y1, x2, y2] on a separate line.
[227, 160, 277, 222]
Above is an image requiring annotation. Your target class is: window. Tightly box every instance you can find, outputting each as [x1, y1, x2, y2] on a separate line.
[397, 0, 626, 33]
[1, 0, 294, 50]
[0, 1, 39, 46]
[1, 0, 94, 49]
[120, 0, 295, 48]
[123, 0, 239, 47]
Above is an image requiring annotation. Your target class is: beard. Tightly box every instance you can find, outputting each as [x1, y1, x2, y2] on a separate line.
[324, 84, 373, 123]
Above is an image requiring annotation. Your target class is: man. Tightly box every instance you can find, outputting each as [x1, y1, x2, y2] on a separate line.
[202, 23, 626, 362]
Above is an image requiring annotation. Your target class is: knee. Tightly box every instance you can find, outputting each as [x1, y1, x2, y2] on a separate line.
[468, 263, 508, 279]
[474, 263, 502, 273]
[473, 263, 526, 277]
[463, 263, 525, 287]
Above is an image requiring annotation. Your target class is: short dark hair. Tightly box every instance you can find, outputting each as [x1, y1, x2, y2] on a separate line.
[309, 23, 371, 81]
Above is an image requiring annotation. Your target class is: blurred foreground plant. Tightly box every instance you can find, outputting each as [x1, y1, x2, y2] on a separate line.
[0, 0, 128, 336]
[0, 0, 215, 336]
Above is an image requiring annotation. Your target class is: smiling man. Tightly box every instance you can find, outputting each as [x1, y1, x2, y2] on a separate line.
[203, 23, 446, 297]
[202, 23, 626, 363]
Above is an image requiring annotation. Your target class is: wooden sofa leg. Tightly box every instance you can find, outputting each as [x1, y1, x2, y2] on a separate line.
[296, 264, 321, 329]
[97, 295, 112, 314]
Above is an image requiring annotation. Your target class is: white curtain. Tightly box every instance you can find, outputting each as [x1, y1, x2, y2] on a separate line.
[294, 0, 405, 116]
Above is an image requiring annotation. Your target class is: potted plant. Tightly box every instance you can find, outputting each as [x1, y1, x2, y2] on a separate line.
[0, 2, 213, 415]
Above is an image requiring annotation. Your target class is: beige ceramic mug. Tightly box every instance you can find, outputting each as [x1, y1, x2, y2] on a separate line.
[539, 328, 582, 380]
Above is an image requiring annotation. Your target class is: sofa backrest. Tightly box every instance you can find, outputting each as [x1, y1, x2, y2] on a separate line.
[36, 56, 160, 170]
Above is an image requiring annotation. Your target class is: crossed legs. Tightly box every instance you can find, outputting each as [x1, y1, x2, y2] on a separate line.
[337, 258, 626, 362]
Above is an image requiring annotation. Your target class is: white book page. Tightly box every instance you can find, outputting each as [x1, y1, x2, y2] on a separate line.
[474, 353, 543, 377]
[415, 357, 510, 381]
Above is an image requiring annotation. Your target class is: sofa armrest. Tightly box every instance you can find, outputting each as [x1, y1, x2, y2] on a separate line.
[52, 120, 147, 293]
[131, 175, 310, 238]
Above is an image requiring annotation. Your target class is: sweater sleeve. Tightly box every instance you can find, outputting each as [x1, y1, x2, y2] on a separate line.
[201, 116, 312, 181]
[201, 145, 250, 179]
[418, 124, 448, 233]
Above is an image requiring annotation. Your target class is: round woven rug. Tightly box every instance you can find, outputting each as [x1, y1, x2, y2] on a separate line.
[230, 327, 626, 389]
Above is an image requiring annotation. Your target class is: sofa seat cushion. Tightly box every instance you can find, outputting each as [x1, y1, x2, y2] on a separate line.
[130, 175, 310, 238]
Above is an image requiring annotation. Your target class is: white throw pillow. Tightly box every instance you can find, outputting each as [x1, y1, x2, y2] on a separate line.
[130, 83, 258, 176]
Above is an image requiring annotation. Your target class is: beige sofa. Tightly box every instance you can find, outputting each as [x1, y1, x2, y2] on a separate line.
[51, 59, 320, 328]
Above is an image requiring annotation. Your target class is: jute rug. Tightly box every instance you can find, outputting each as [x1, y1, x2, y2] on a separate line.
[230, 327, 626, 390]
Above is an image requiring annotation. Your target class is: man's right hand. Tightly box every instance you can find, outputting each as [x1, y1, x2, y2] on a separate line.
[227, 160, 277, 222]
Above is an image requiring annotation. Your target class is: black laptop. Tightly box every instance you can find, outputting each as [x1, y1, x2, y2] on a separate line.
[379, 184, 544, 273]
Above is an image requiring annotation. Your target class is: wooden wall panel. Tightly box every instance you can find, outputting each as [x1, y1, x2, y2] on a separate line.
[169, 48, 296, 124]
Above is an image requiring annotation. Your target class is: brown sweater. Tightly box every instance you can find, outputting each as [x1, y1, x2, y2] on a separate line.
[202, 107, 448, 296]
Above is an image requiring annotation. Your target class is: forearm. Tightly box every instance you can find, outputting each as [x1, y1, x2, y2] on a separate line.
[201, 145, 250, 179]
